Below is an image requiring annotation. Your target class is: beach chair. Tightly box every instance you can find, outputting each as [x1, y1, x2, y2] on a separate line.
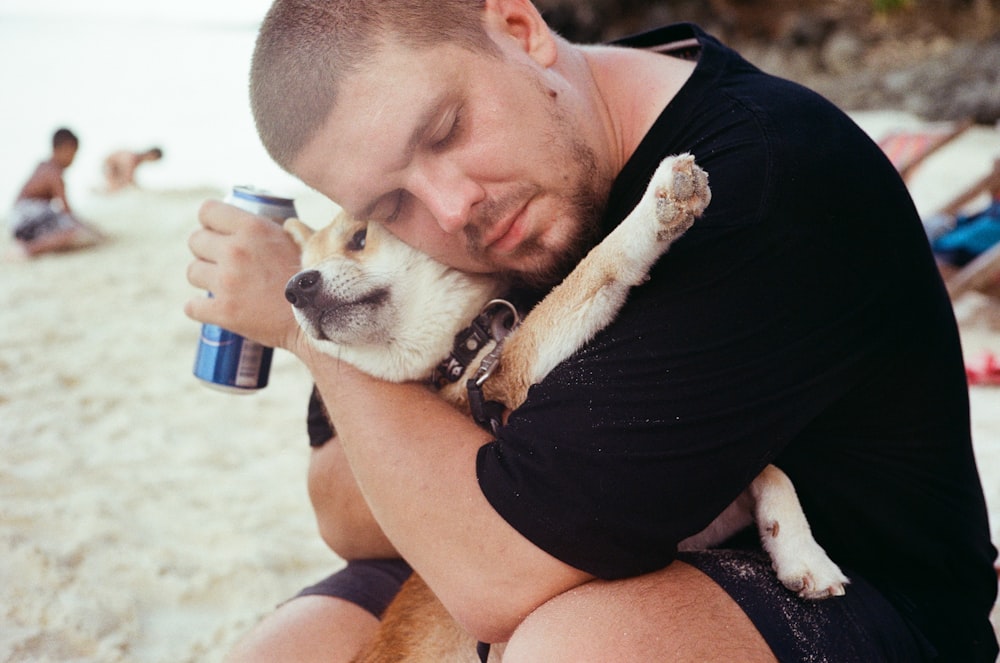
[934, 158, 1000, 299]
[946, 240, 1000, 299]
[877, 118, 974, 183]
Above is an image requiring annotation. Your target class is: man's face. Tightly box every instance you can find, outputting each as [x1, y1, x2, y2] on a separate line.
[292, 38, 613, 288]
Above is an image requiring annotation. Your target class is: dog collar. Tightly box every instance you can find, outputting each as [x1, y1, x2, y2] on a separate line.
[430, 299, 519, 390]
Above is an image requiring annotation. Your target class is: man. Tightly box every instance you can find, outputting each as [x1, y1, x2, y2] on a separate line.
[185, 1, 998, 661]
[101, 146, 163, 193]
[8, 128, 103, 258]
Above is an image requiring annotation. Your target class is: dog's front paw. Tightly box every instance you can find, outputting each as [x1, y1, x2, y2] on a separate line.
[650, 154, 711, 243]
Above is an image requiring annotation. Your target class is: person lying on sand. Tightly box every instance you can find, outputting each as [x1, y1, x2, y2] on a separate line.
[101, 147, 163, 193]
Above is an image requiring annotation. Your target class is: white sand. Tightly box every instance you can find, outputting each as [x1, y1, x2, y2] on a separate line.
[1, 112, 998, 661]
[0, 186, 341, 662]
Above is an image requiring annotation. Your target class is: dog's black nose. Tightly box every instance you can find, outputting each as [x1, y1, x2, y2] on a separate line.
[285, 270, 321, 308]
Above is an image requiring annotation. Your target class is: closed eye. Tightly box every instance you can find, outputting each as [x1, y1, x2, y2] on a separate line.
[364, 104, 463, 225]
[431, 105, 463, 152]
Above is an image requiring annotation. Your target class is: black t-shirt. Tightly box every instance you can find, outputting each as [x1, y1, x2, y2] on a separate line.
[476, 23, 998, 661]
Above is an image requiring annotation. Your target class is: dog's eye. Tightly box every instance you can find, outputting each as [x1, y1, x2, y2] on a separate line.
[347, 227, 367, 252]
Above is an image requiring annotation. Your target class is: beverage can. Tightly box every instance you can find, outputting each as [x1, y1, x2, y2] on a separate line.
[193, 186, 298, 393]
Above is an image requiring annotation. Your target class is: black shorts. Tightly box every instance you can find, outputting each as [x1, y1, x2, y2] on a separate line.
[295, 558, 412, 619]
[13, 212, 61, 242]
[296, 551, 934, 663]
[677, 549, 936, 663]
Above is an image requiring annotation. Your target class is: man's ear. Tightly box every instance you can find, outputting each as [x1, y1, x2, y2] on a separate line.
[483, 0, 558, 67]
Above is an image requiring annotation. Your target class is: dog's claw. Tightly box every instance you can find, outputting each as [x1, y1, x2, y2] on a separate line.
[778, 564, 851, 601]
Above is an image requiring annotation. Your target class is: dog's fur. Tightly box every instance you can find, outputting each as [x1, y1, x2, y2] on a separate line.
[284, 155, 848, 662]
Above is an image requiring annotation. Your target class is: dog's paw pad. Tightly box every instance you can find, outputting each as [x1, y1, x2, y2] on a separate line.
[651, 154, 711, 241]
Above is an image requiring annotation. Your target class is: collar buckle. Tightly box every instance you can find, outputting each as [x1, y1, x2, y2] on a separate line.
[431, 299, 519, 389]
[430, 299, 520, 436]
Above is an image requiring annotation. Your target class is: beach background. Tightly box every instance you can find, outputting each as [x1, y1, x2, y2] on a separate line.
[1, 2, 998, 661]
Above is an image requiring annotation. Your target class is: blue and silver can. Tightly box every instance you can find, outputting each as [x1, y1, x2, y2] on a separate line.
[193, 186, 298, 393]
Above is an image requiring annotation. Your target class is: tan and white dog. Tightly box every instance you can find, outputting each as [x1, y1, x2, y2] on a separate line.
[283, 154, 848, 662]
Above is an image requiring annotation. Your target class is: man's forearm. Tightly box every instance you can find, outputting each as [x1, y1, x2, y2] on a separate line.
[301, 348, 591, 642]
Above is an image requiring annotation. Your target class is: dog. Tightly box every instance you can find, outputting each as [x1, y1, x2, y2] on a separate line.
[283, 154, 849, 662]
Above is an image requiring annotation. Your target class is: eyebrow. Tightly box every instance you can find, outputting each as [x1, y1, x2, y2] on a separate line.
[356, 91, 454, 220]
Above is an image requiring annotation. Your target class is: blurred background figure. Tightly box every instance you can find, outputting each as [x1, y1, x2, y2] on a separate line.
[101, 146, 164, 193]
[7, 127, 105, 259]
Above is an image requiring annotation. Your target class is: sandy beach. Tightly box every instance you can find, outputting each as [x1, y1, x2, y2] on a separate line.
[0, 186, 341, 661]
[1, 112, 999, 661]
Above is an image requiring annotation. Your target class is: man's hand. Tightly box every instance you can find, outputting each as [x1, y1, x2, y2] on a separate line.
[185, 198, 305, 352]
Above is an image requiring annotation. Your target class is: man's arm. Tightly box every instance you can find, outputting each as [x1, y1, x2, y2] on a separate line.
[306, 434, 398, 559]
[303, 354, 590, 641]
[185, 201, 588, 642]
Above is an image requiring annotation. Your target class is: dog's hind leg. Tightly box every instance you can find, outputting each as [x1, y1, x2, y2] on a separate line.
[750, 464, 850, 599]
[351, 575, 479, 663]
[489, 154, 710, 406]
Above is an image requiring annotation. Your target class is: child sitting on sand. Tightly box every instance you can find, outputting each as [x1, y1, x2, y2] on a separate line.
[7, 128, 104, 259]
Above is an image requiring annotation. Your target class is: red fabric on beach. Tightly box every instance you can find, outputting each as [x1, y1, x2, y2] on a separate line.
[876, 119, 972, 181]
[879, 131, 940, 169]
[966, 352, 1000, 386]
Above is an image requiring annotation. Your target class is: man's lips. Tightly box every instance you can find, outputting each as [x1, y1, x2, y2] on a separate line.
[483, 200, 529, 255]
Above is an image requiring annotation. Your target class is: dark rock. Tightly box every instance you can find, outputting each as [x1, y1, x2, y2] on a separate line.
[531, 0, 1000, 125]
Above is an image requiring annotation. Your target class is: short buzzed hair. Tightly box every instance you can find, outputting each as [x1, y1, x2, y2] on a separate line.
[250, 0, 500, 171]
[52, 127, 78, 150]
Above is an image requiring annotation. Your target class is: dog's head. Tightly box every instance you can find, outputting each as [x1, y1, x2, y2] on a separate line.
[285, 213, 405, 347]
[284, 213, 504, 382]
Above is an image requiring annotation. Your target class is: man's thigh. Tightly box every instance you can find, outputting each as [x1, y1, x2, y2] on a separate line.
[502, 558, 776, 663]
[502, 550, 932, 663]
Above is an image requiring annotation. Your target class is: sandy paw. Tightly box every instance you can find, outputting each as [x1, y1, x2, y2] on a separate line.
[774, 549, 851, 600]
[651, 154, 711, 242]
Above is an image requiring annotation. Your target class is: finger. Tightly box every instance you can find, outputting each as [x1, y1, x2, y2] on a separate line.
[185, 257, 216, 292]
[187, 226, 220, 264]
[197, 198, 258, 233]
[183, 292, 220, 325]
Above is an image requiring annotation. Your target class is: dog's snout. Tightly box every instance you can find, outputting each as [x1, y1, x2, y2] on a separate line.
[285, 270, 322, 308]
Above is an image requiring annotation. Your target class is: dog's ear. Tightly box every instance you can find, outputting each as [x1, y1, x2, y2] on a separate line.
[283, 218, 314, 248]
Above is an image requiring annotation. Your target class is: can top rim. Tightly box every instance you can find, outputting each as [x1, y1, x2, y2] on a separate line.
[231, 185, 294, 204]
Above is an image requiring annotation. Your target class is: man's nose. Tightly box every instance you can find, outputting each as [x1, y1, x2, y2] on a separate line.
[409, 164, 482, 234]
